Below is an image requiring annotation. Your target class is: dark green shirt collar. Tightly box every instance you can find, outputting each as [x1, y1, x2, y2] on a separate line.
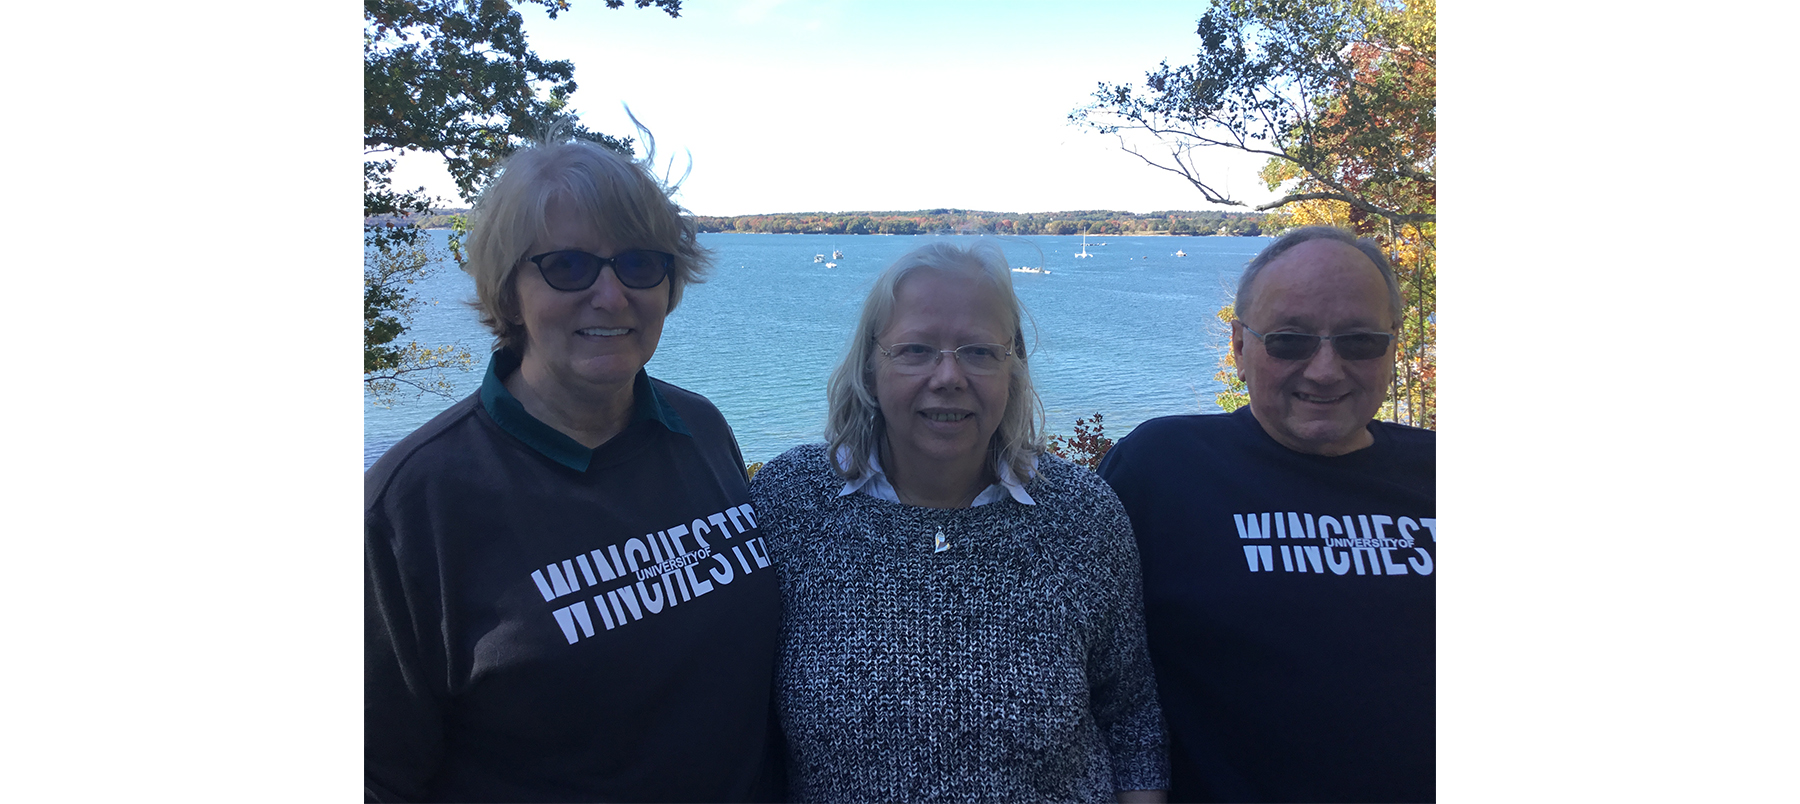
[479, 349, 689, 471]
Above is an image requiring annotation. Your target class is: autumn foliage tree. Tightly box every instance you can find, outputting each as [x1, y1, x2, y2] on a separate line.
[1074, 0, 1435, 428]
[1046, 413, 1116, 471]
[1212, 305, 1251, 412]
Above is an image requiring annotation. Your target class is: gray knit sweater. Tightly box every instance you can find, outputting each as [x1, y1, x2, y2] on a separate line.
[750, 444, 1169, 803]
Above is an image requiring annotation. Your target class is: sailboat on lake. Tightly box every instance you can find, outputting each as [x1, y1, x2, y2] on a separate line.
[1075, 226, 1093, 259]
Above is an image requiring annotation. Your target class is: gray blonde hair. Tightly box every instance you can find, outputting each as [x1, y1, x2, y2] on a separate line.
[462, 133, 711, 354]
[1235, 226, 1402, 327]
[824, 240, 1046, 484]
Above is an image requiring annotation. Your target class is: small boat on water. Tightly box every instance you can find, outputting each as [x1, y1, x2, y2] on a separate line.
[825, 262, 838, 269]
[1011, 265, 1050, 274]
[832, 250, 844, 259]
[1175, 249, 1187, 257]
[1074, 227, 1092, 259]
[814, 254, 825, 263]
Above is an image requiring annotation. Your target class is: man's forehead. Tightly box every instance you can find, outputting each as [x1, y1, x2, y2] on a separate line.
[1262, 238, 1377, 276]
[1248, 240, 1390, 325]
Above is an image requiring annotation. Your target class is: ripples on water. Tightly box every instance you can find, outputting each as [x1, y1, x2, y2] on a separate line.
[365, 232, 1267, 468]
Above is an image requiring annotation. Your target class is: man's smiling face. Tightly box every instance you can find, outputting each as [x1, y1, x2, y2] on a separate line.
[1231, 238, 1396, 456]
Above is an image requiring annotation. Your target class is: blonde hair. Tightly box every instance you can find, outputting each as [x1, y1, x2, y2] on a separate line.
[824, 240, 1045, 484]
[462, 133, 711, 353]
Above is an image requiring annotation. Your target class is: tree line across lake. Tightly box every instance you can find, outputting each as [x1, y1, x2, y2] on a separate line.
[375, 208, 1270, 237]
[694, 209, 1268, 236]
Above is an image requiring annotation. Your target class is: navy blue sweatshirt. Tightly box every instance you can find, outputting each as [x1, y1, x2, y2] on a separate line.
[1099, 408, 1435, 803]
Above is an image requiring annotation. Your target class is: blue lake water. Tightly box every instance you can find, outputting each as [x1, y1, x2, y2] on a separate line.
[365, 232, 1270, 469]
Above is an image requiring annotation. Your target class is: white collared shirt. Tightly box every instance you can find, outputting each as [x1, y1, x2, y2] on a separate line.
[836, 445, 1037, 507]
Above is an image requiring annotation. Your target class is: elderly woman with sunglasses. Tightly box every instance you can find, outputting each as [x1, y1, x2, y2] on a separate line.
[749, 241, 1168, 803]
[364, 137, 782, 803]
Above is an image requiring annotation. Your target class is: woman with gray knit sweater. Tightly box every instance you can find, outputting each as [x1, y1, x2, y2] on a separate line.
[749, 241, 1168, 803]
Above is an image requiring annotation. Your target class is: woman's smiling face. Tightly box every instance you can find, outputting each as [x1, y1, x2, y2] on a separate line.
[513, 196, 670, 402]
[872, 268, 1014, 477]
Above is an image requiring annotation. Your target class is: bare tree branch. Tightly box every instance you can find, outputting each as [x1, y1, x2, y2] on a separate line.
[1069, 0, 1435, 226]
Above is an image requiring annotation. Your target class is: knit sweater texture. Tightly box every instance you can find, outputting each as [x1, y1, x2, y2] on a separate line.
[751, 444, 1169, 803]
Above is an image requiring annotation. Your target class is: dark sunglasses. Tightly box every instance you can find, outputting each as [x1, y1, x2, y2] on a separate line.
[1240, 323, 1393, 361]
[527, 249, 674, 291]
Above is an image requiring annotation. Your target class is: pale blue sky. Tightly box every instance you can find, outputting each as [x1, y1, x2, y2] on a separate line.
[386, 0, 1278, 216]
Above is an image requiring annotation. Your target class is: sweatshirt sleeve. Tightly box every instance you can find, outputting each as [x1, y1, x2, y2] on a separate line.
[364, 507, 446, 802]
[1082, 478, 1171, 793]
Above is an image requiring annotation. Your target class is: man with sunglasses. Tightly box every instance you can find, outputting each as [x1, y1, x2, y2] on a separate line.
[1100, 226, 1435, 803]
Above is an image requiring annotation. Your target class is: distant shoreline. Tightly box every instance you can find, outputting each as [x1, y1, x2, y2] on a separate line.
[402, 228, 1257, 236]
[690, 230, 1258, 237]
[370, 207, 1272, 238]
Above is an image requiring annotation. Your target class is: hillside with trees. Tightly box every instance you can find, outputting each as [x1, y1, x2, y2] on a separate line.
[367, 207, 1271, 236]
[693, 208, 1269, 236]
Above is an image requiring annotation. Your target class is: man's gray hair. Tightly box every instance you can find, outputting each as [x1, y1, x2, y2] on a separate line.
[1234, 226, 1402, 327]
[824, 240, 1045, 484]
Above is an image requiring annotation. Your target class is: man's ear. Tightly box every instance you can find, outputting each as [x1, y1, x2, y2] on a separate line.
[1230, 319, 1247, 378]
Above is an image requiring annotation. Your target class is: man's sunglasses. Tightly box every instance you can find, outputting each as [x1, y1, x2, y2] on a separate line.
[1239, 323, 1393, 361]
[527, 249, 674, 291]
